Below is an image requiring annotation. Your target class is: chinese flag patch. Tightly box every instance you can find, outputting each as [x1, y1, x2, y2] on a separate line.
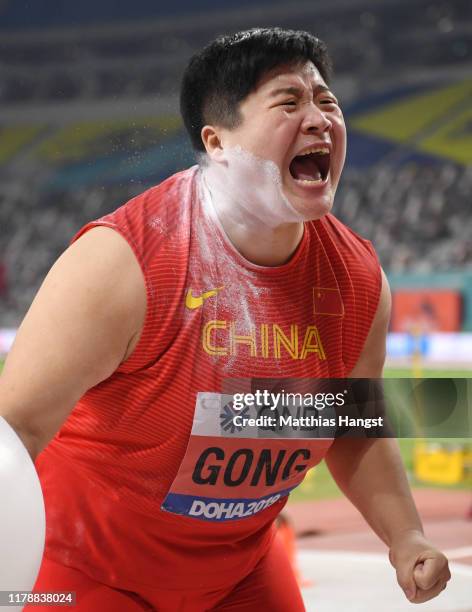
[313, 287, 344, 316]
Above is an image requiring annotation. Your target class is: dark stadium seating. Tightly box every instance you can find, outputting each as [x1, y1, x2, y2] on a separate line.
[0, 0, 471, 327]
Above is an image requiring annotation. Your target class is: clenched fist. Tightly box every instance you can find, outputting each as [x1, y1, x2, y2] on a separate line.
[389, 530, 451, 604]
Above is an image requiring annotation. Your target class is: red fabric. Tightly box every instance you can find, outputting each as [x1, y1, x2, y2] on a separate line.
[28, 558, 150, 611]
[29, 536, 304, 611]
[35, 166, 381, 591]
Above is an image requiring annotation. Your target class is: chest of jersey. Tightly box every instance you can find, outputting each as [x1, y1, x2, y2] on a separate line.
[170, 205, 348, 383]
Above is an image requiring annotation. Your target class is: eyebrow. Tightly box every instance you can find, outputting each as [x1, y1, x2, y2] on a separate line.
[269, 84, 332, 98]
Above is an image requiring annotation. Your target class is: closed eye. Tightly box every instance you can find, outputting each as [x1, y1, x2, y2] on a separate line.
[320, 98, 338, 106]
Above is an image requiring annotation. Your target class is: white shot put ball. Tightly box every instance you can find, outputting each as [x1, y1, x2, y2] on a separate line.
[0, 417, 45, 593]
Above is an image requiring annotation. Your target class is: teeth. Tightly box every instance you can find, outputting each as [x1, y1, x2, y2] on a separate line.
[299, 147, 329, 156]
[296, 178, 323, 184]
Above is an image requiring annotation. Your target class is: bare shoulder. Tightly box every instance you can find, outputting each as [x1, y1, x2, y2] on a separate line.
[0, 225, 146, 457]
[60, 225, 145, 333]
[37, 225, 146, 362]
[349, 269, 391, 378]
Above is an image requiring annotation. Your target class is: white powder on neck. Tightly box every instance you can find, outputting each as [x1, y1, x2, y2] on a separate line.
[200, 146, 305, 230]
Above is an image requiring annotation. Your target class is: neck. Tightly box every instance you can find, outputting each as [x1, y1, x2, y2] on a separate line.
[200, 147, 307, 266]
[219, 220, 305, 266]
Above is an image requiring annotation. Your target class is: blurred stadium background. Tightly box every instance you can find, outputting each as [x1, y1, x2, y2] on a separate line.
[0, 1, 470, 610]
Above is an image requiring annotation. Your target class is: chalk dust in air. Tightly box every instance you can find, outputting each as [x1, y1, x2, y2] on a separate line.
[192, 147, 302, 373]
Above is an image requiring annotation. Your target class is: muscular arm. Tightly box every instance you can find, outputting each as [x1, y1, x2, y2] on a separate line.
[326, 269, 422, 545]
[0, 226, 146, 460]
[325, 269, 450, 603]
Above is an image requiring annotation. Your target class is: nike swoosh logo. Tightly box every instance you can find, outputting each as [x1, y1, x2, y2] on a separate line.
[186, 287, 224, 310]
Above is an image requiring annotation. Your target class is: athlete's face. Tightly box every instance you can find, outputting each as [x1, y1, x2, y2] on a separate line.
[209, 61, 346, 219]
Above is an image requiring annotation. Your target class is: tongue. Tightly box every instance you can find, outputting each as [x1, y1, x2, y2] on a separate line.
[290, 155, 322, 181]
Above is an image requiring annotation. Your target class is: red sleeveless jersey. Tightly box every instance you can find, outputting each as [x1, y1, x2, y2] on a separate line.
[35, 166, 381, 591]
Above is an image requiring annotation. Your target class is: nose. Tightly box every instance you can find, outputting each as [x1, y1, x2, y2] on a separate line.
[301, 101, 332, 134]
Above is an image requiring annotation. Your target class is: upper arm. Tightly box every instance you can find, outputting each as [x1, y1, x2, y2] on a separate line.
[349, 268, 391, 378]
[326, 269, 392, 483]
[0, 226, 146, 458]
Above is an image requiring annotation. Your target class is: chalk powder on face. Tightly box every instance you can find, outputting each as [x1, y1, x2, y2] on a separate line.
[200, 146, 308, 232]
[192, 147, 309, 374]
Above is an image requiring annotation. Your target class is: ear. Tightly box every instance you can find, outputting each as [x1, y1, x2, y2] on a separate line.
[201, 125, 225, 161]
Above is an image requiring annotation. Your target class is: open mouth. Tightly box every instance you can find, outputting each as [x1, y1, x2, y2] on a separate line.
[289, 147, 330, 184]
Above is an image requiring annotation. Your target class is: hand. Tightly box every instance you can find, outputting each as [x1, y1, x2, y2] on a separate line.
[389, 530, 451, 604]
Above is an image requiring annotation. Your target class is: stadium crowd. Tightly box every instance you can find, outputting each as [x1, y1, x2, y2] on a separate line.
[1, 0, 471, 327]
[1, 0, 470, 104]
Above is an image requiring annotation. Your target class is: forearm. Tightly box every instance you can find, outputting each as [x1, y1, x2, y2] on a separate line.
[325, 437, 423, 547]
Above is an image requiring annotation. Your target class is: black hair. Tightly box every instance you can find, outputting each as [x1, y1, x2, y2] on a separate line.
[180, 27, 333, 152]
